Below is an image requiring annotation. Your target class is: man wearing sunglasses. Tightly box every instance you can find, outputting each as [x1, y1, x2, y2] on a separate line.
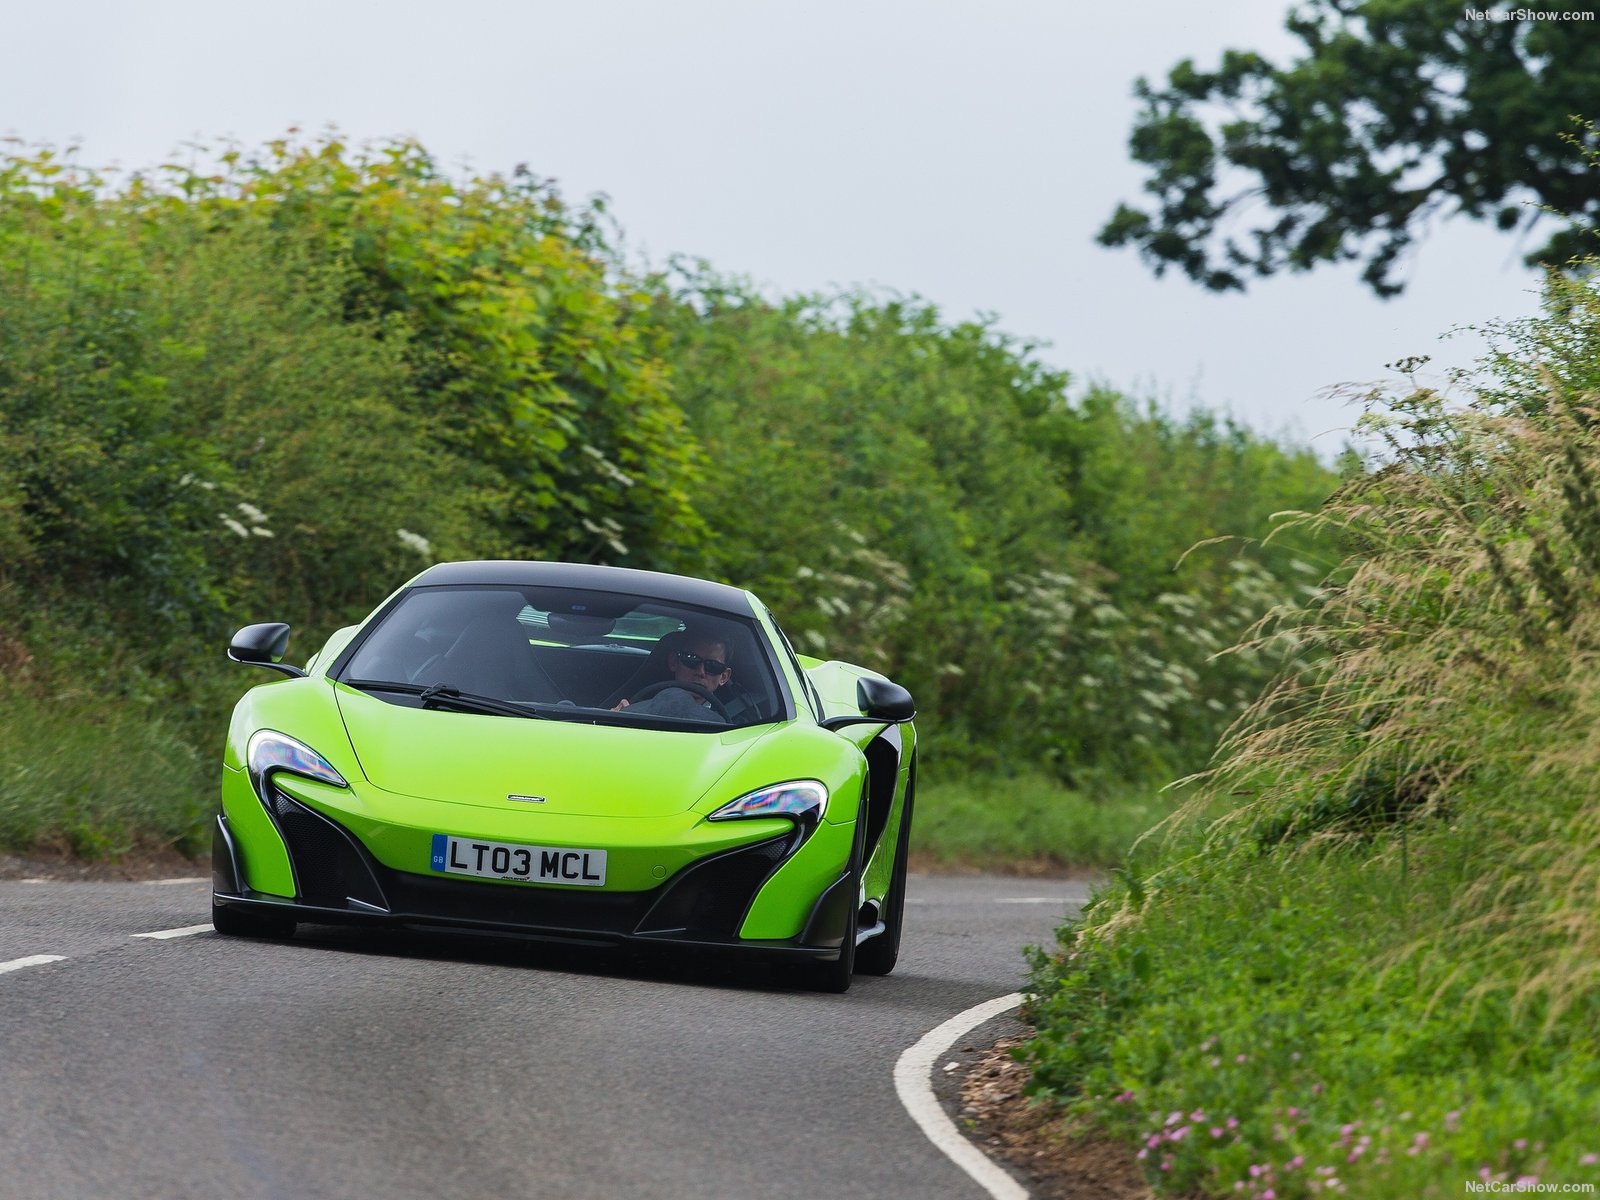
[612, 635, 734, 721]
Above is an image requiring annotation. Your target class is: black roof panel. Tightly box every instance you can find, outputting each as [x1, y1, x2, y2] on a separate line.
[409, 561, 757, 617]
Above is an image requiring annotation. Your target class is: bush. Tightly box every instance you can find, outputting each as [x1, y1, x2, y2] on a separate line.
[1022, 261, 1600, 1195]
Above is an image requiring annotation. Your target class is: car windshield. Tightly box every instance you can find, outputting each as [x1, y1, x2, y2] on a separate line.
[336, 584, 786, 731]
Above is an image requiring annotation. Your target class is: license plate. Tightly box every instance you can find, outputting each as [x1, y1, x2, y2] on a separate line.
[430, 834, 607, 886]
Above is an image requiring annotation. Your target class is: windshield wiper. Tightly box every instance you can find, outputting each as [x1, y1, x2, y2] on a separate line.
[342, 679, 548, 721]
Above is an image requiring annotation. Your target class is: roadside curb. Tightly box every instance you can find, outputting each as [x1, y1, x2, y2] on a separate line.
[895, 992, 1031, 1199]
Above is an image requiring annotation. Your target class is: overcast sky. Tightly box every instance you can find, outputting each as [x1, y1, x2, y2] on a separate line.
[3, 0, 1548, 457]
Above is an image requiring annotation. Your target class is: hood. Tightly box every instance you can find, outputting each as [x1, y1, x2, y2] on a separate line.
[333, 685, 769, 818]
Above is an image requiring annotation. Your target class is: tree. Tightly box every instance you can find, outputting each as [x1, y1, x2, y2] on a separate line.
[1099, 1, 1600, 297]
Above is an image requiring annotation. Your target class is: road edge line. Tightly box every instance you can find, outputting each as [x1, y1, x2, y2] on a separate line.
[893, 992, 1030, 1200]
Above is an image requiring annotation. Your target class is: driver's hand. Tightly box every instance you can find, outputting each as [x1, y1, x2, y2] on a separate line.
[611, 698, 630, 711]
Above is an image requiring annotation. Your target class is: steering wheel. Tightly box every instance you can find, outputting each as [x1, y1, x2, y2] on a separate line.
[628, 680, 732, 720]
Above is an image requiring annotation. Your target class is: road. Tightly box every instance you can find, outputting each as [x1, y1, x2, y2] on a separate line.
[0, 872, 1087, 1200]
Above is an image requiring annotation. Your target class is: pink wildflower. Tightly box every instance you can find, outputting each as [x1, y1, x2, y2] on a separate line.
[1211, 1127, 1225, 1139]
[1581, 1153, 1598, 1166]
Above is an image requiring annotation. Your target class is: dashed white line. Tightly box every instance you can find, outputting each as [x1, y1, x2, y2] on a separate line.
[132, 924, 213, 940]
[141, 877, 207, 886]
[893, 992, 1030, 1200]
[0, 955, 67, 975]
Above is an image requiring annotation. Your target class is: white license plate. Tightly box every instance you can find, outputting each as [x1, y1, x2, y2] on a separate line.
[430, 834, 607, 886]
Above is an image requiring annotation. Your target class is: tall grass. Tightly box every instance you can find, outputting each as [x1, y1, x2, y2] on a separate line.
[1025, 263, 1600, 1196]
[0, 683, 211, 859]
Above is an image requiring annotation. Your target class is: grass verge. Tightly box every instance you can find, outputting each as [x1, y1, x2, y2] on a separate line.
[0, 685, 212, 859]
[913, 770, 1181, 873]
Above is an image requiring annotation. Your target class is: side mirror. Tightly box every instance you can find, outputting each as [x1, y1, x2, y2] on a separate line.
[819, 676, 916, 731]
[228, 622, 307, 678]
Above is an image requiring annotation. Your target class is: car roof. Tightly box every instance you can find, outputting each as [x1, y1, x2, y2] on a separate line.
[409, 560, 758, 618]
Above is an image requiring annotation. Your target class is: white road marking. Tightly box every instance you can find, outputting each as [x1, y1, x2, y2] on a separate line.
[132, 924, 213, 940]
[142, 877, 207, 886]
[894, 992, 1030, 1200]
[994, 897, 1075, 905]
[0, 955, 67, 975]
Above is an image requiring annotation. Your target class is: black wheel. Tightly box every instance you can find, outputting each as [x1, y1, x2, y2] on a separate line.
[810, 786, 870, 993]
[212, 900, 296, 939]
[856, 759, 914, 977]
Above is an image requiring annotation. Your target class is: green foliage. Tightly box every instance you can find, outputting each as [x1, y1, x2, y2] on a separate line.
[1026, 815, 1600, 1198]
[1101, 2, 1600, 295]
[0, 682, 211, 857]
[194, 136, 706, 568]
[0, 132, 1336, 859]
[1023, 262, 1600, 1194]
[659, 267, 1337, 782]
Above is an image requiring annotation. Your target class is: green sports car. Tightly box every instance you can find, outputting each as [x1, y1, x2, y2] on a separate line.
[212, 560, 917, 991]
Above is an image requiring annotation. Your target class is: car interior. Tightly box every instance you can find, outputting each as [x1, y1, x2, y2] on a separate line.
[339, 586, 781, 726]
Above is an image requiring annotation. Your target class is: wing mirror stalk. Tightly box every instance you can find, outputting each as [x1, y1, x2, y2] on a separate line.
[228, 622, 307, 678]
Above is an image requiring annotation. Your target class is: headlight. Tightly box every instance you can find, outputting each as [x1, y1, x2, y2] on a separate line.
[708, 780, 828, 835]
[246, 729, 349, 801]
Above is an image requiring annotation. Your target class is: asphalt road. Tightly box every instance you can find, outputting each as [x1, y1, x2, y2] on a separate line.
[0, 872, 1087, 1200]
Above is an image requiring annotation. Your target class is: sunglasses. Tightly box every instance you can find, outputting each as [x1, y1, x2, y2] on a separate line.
[675, 650, 730, 676]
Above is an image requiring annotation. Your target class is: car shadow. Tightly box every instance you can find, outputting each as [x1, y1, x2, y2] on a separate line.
[279, 920, 834, 995]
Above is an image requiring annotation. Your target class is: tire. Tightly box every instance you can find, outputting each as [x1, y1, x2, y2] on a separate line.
[212, 900, 296, 939]
[810, 790, 869, 994]
[855, 759, 914, 977]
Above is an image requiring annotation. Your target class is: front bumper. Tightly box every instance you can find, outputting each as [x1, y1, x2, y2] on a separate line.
[214, 779, 858, 960]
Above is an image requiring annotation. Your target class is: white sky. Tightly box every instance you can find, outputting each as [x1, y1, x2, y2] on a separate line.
[2, 0, 1547, 457]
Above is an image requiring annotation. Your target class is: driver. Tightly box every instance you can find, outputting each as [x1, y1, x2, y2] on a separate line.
[613, 635, 733, 721]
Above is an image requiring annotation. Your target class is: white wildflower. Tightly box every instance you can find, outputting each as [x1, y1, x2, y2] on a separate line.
[396, 528, 432, 556]
[220, 515, 250, 538]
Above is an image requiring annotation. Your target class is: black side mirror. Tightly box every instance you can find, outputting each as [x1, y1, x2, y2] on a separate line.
[228, 622, 307, 678]
[819, 676, 916, 731]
